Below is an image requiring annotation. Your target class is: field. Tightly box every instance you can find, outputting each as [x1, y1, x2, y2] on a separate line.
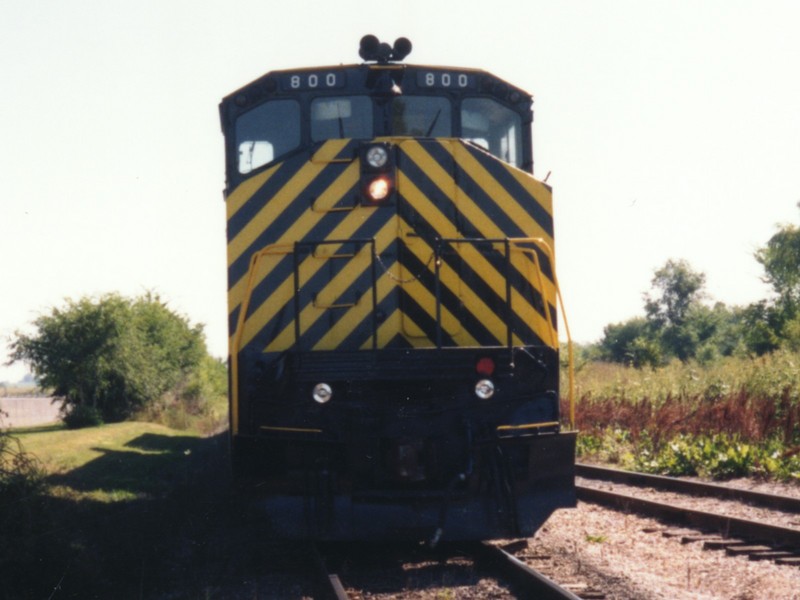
[1, 422, 263, 599]
[566, 349, 800, 481]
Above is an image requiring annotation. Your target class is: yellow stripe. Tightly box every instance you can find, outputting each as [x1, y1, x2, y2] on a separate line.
[396, 172, 545, 346]
[401, 140, 557, 343]
[260, 426, 323, 434]
[449, 141, 554, 248]
[264, 218, 397, 352]
[227, 160, 360, 324]
[227, 139, 351, 269]
[316, 271, 392, 350]
[497, 421, 560, 432]
[226, 164, 281, 220]
[400, 223, 512, 346]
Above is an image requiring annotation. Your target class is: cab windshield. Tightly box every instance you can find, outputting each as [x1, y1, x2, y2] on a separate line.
[233, 93, 524, 174]
[391, 96, 451, 137]
[311, 96, 373, 141]
[461, 98, 523, 168]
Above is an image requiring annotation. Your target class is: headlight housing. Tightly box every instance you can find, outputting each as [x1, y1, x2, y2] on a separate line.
[475, 379, 495, 400]
[312, 383, 332, 404]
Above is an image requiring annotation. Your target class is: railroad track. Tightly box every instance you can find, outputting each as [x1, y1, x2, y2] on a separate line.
[312, 540, 603, 599]
[575, 462, 800, 566]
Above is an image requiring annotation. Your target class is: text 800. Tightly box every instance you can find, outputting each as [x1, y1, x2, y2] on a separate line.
[283, 73, 343, 90]
[419, 72, 473, 88]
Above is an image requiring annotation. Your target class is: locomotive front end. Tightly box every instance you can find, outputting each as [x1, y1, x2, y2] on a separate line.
[221, 37, 576, 541]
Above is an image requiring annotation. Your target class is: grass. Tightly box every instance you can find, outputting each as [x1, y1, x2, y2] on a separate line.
[2, 421, 246, 599]
[15, 422, 207, 502]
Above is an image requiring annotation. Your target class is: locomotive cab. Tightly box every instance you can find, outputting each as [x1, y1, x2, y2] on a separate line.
[220, 36, 576, 541]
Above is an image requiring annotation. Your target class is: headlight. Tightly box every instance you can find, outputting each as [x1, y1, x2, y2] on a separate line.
[366, 176, 391, 201]
[313, 383, 332, 404]
[475, 379, 495, 400]
[365, 145, 389, 168]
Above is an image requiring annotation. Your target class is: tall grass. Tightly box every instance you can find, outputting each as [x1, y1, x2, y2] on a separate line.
[564, 350, 800, 480]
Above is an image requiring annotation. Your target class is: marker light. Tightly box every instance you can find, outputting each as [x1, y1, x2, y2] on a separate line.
[366, 176, 391, 201]
[475, 379, 495, 400]
[476, 357, 495, 376]
[365, 145, 389, 168]
[313, 383, 332, 404]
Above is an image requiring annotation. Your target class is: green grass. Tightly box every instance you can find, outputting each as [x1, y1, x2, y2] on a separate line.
[3, 421, 238, 599]
[15, 421, 207, 502]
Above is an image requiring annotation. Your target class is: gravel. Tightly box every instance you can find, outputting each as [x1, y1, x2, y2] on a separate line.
[532, 498, 800, 599]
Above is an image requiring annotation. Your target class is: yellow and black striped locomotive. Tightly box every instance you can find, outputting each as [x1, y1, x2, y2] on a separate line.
[220, 36, 576, 541]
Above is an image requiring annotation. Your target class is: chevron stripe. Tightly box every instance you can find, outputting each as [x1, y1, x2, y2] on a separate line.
[450, 142, 554, 243]
[235, 206, 395, 352]
[397, 142, 554, 347]
[227, 159, 360, 334]
[227, 157, 359, 294]
[227, 136, 559, 358]
[263, 218, 397, 352]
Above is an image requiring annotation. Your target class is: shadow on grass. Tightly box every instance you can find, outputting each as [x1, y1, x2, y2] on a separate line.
[2, 429, 297, 600]
[47, 433, 209, 497]
[9, 423, 65, 435]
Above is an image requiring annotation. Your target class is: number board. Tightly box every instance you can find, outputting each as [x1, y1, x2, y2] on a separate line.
[280, 71, 346, 91]
[416, 71, 477, 90]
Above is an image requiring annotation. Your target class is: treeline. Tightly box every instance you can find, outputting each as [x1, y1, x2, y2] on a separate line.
[589, 210, 800, 367]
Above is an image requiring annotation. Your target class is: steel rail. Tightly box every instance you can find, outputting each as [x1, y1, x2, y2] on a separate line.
[576, 485, 800, 549]
[576, 462, 800, 513]
[469, 541, 584, 600]
[311, 544, 349, 600]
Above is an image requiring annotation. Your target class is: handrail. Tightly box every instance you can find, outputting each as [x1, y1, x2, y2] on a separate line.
[230, 244, 294, 435]
[432, 236, 574, 430]
[507, 237, 575, 431]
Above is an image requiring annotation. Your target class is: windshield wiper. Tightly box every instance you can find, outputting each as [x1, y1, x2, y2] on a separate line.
[425, 109, 442, 137]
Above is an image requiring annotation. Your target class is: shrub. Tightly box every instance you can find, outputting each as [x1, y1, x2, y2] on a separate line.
[62, 404, 104, 429]
[9, 292, 209, 423]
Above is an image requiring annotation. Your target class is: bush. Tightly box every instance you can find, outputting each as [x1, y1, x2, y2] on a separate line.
[62, 404, 104, 429]
[9, 292, 209, 423]
[1, 427, 49, 582]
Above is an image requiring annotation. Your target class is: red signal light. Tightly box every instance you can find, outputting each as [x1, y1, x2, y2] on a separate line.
[476, 357, 495, 376]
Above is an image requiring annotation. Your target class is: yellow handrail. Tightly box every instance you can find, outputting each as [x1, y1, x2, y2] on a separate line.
[507, 237, 575, 431]
[230, 244, 294, 435]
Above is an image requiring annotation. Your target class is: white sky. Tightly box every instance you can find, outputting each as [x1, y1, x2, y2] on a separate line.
[2, 0, 799, 382]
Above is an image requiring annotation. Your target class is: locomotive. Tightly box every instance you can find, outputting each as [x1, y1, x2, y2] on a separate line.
[219, 35, 576, 541]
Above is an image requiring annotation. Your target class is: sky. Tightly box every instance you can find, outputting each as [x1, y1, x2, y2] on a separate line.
[2, 0, 799, 383]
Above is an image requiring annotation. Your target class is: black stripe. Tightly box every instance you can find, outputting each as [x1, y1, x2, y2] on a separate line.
[397, 288, 457, 347]
[227, 156, 302, 240]
[227, 160, 354, 290]
[322, 289, 400, 351]
[460, 144, 554, 239]
[397, 183, 548, 345]
[400, 142, 554, 287]
[295, 248, 379, 351]
[436, 241, 546, 346]
[238, 207, 394, 354]
[398, 241, 498, 346]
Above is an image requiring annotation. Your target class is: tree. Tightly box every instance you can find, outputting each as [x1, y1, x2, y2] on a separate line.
[644, 259, 706, 329]
[756, 216, 800, 310]
[8, 293, 207, 423]
[599, 317, 661, 367]
[644, 259, 707, 361]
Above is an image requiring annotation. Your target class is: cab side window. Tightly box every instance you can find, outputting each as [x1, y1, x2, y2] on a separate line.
[461, 98, 522, 168]
[235, 99, 301, 174]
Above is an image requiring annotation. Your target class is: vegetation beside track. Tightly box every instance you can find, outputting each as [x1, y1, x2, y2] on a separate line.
[0, 421, 267, 599]
[566, 351, 800, 481]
